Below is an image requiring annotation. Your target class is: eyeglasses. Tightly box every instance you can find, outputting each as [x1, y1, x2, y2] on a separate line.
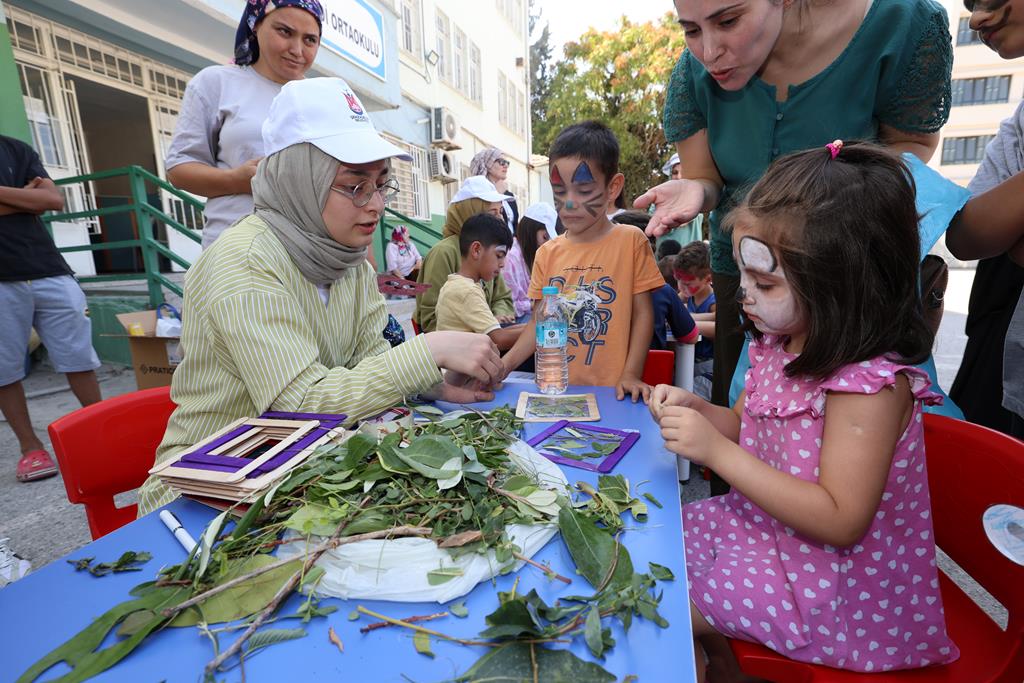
[494, 158, 510, 168]
[329, 178, 400, 207]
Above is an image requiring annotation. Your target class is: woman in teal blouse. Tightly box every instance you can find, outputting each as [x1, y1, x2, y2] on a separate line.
[637, 0, 953, 450]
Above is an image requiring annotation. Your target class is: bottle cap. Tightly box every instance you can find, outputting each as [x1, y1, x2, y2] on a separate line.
[541, 286, 559, 296]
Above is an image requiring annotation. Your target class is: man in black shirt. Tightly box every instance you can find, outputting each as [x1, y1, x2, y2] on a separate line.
[0, 134, 102, 482]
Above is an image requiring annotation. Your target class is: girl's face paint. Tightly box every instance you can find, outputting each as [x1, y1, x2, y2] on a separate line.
[735, 234, 804, 337]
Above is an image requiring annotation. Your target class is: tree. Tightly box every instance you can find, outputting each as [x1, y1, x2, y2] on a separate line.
[533, 14, 687, 203]
[528, 0, 553, 156]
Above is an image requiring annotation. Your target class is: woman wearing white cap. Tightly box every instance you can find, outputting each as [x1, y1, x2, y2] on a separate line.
[413, 176, 517, 334]
[137, 78, 503, 515]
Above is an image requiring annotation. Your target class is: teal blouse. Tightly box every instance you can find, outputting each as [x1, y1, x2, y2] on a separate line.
[663, 0, 953, 276]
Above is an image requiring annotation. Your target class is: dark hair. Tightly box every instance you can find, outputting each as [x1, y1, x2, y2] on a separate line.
[656, 239, 682, 261]
[657, 256, 677, 287]
[549, 120, 619, 183]
[724, 141, 931, 380]
[673, 241, 710, 276]
[459, 213, 512, 256]
[516, 217, 545, 271]
[612, 210, 653, 230]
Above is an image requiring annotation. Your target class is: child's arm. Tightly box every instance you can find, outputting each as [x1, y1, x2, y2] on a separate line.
[616, 291, 654, 403]
[946, 171, 1024, 261]
[694, 320, 715, 340]
[488, 323, 526, 351]
[668, 296, 699, 345]
[659, 378, 914, 548]
[499, 304, 539, 379]
[650, 384, 741, 442]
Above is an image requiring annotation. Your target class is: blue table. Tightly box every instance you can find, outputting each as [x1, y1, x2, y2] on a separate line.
[2, 383, 696, 682]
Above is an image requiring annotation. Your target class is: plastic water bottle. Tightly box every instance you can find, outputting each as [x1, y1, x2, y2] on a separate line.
[535, 285, 569, 395]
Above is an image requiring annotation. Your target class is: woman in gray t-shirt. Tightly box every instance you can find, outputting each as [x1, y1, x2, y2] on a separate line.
[165, 0, 324, 248]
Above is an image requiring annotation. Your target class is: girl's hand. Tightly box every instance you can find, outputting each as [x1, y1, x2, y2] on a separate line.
[649, 384, 704, 420]
[615, 374, 651, 403]
[632, 179, 705, 238]
[657, 405, 724, 466]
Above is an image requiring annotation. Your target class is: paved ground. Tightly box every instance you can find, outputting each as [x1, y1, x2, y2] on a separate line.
[0, 272, 1007, 626]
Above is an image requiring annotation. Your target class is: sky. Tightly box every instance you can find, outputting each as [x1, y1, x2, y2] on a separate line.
[536, 0, 677, 55]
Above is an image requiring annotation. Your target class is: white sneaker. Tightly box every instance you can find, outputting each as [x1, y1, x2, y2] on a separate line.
[0, 538, 31, 588]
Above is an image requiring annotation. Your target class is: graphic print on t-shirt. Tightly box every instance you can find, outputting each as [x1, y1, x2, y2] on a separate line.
[548, 267, 616, 366]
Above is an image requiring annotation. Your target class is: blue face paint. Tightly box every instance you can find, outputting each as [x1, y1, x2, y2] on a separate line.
[565, 200, 577, 209]
[571, 162, 596, 184]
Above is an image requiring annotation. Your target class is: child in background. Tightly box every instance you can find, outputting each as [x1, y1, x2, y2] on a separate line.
[652, 256, 698, 351]
[503, 203, 560, 324]
[656, 238, 682, 262]
[651, 142, 957, 679]
[674, 241, 716, 399]
[435, 213, 524, 350]
[500, 121, 664, 402]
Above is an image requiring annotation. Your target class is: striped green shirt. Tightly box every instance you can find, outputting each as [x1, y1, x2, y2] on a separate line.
[138, 216, 442, 515]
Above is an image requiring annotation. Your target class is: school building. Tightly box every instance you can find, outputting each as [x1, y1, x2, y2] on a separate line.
[0, 0, 538, 278]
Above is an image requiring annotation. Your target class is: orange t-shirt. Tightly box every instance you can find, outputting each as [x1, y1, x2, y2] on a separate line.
[528, 224, 663, 386]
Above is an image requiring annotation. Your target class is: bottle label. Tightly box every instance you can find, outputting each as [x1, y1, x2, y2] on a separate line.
[536, 321, 567, 349]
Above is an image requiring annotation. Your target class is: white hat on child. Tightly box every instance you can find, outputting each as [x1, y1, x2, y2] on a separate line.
[523, 202, 559, 240]
[262, 77, 412, 163]
[661, 152, 680, 177]
[450, 175, 507, 204]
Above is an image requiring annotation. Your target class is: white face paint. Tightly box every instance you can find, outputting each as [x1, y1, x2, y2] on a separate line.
[736, 235, 804, 336]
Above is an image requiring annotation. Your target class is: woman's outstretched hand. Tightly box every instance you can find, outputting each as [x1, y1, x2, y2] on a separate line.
[633, 179, 706, 238]
[424, 331, 504, 387]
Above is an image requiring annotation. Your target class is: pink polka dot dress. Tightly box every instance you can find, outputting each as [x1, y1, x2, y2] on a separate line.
[684, 337, 959, 672]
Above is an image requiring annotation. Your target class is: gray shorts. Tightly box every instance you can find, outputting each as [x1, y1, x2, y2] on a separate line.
[0, 276, 100, 386]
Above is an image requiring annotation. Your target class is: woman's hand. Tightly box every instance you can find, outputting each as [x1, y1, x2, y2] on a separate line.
[649, 384, 705, 420]
[232, 158, 261, 190]
[423, 331, 504, 386]
[422, 371, 495, 403]
[657, 405, 724, 466]
[632, 179, 707, 238]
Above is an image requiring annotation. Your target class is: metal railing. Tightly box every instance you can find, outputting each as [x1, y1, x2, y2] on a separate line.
[42, 165, 203, 308]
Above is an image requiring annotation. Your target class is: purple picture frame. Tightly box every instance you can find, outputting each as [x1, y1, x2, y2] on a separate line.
[526, 420, 639, 473]
[174, 411, 346, 477]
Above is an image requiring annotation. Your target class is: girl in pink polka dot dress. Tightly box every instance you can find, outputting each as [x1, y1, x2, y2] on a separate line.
[651, 142, 958, 681]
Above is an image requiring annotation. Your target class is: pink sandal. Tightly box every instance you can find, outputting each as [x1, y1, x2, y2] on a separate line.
[16, 450, 58, 482]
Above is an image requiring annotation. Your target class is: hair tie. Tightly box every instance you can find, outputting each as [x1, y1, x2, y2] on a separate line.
[826, 139, 843, 160]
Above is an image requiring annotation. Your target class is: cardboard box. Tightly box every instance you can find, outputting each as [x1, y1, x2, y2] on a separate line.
[112, 311, 182, 390]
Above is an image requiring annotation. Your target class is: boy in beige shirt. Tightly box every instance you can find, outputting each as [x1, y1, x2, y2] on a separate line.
[436, 213, 524, 350]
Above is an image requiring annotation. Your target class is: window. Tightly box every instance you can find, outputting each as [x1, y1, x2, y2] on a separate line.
[435, 11, 452, 83]
[469, 43, 482, 104]
[6, 14, 44, 56]
[382, 135, 430, 219]
[497, 72, 508, 126]
[941, 135, 995, 165]
[516, 89, 526, 137]
[460, 163, 471, 182]
[17, 63, 64, 167]
[497, 70, 526, 138]
[952, 75, 1011, 106]
[957, 17, 983, 45]
[496, 0, 525, 36]
[400, 0, 422, 61]
[453, 28, 466, 92]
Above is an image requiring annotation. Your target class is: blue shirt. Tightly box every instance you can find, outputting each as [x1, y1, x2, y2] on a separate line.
[652, 284, 696, 351]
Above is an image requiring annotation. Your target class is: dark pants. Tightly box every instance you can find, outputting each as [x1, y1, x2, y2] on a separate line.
[708, 272, 746, 496]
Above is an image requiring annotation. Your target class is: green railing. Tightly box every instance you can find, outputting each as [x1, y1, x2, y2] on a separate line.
[42, 165, 203, 308]
[378, 207, 443, 269]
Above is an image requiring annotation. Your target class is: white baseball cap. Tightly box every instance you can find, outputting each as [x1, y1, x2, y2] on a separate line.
[523, 202, 559, 240]
[450, 175, 507, 204]
[661, 152, 680, 177]
[262, 77, 412, 163]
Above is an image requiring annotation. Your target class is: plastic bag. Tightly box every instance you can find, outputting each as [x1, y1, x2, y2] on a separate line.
[277, 439, 568, 603]
[155, 302, 182, 338]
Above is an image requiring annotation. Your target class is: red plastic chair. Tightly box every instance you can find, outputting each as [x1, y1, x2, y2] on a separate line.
[48, 386, 177, 539]
[642, 349, 675, 386]
[729, 413, 1024, 682]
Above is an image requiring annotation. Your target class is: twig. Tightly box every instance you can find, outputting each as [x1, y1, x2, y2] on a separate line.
[359, 611, 449, 633]
[205, 497, 373, 674]
[163, 524, 431, 619]
[356, 606, 569, 648]
[513, 552, 571, 584]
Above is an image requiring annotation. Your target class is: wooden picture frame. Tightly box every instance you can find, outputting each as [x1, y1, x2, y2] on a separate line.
[515, 392, 601, 422]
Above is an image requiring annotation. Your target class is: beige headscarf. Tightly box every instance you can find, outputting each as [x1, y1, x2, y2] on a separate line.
[251, 143, 368, 285]
[442, 197, 494, 238]
[469, 147, 504, 178]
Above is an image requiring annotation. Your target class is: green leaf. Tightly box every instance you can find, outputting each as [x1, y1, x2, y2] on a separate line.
[348, 610, 360, 621]
[557, 508, 634, 590]
[336, 433, 377, 469]
[412, 404, 444, 417]
[426, 567, 464, 585]
[457, 642, 615, 682]
[648, 562, 675, 582]
[413, 631, 435, 658]
[584, 605, 605, 658]
[231, 494, 266, 539]
[241, 627, 306, 658]
[196, 511, 228, 580]
[642, 492, 663, 509]
[479, 598, 545, 638]
[283, 502, 346, 537]
[449, 600, 469, 618]
[170, 555, 303, 627]
[395, 435, 463, 479]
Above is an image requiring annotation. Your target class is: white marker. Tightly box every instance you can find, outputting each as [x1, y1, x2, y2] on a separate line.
[159, 509, 197, 554]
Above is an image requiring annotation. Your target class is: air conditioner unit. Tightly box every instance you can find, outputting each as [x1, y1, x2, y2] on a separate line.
[428, 149, 458, 184]
[430, 106, 460, 150]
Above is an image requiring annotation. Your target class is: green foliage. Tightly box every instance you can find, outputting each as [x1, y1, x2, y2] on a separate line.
[458, 642, 616, 682]
[532, 14, 688, 202]
[67, 551, 151, 577]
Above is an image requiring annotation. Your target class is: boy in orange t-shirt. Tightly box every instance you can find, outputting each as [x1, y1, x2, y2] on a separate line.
[500, 121, 663, 401]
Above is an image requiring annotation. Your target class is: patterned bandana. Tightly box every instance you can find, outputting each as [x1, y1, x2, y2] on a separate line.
[391, 226, 412, 256]
[234, 0, 325, 66]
